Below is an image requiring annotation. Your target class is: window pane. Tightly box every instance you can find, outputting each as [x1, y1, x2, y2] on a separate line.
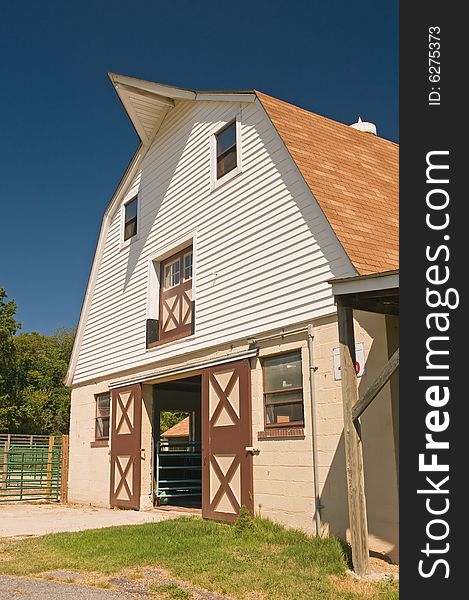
[124, 198, 138, 241]
[264, 352, 302, 392]
[216, 122, 236, 156]
[124, 218, 137, 241]
[125, 198, 137, 221]
[96, 416, 110, 439]
[266, 402, 304, 426]
[164, 260, 180, 288]
[164, 265, 171, 288]
[265, 390, 303, 405]
[217, 147, 237, 178]
[184, 252, 193, 280]
[173, 261, 180, 286]
[96, 393, 110, 418]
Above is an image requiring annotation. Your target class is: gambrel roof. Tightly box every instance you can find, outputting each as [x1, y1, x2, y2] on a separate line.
[256, 92, 398, 276]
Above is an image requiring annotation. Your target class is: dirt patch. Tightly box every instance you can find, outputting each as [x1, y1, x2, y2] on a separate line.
[331, 575, 380, 598]
[36, 567, 229, 599]
[368, 556, 399, 577]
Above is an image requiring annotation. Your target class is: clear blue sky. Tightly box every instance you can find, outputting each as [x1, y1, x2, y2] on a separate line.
[0, 1, 398, 335]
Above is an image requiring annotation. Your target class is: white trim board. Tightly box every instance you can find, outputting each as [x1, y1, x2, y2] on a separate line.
[330, 272, 399, 297]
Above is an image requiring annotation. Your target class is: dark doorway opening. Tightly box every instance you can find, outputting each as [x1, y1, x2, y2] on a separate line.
[153, 375, 201, 509]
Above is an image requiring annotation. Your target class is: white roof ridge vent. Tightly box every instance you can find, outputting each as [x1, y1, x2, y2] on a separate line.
[349, 116, 377, 136]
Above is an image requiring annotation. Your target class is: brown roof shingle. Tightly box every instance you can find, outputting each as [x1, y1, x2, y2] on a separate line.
[161, 416, 190, 438]
[256, 92, 398, 275]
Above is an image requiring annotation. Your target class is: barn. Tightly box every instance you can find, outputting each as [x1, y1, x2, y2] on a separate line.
[66, 73, 399, 573]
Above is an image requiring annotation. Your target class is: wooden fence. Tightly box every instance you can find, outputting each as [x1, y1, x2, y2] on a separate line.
[0, 434, 69, 503]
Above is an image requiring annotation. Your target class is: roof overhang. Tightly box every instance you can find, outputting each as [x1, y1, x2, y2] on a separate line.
[329, 270, 399, 297]
[109, 73, 256, 146]
[329, 270, 399, 316]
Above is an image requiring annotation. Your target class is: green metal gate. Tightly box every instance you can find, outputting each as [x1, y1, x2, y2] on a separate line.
[0, 434, 67, 502]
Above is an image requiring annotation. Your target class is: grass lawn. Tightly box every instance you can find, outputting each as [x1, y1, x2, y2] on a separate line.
[0, 515, 398, 599]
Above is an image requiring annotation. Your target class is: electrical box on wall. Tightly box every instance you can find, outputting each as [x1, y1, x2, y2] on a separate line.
[333, 342, 366, 380]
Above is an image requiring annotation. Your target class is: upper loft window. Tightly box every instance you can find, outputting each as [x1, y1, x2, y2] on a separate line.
[147, 246, 194, 348]
[124, 196, 138, 241]
[216, 121, 237, 179]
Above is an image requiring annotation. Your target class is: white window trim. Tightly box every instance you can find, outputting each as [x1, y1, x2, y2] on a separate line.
[120, 194, 140, 249]
[210, 114, 242, 191]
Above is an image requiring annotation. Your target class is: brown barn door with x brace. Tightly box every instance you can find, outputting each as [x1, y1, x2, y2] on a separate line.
[110, 384, 142, 510]
[202, 360, 253, 522]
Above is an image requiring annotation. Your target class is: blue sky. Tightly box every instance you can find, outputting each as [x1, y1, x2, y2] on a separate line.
[0, 1, 398, 335]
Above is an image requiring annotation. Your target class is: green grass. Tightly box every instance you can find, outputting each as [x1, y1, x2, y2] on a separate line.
[0, 516, 398, 599]
[149, 583, 192, 599]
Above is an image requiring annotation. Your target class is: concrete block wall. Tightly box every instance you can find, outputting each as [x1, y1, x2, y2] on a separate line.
[68, 382, 111, 506]
[68, 313, 399, 561]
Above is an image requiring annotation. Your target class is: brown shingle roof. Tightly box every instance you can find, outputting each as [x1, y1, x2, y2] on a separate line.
[161, 416, 190, 438]
[256, 92, 399, 275]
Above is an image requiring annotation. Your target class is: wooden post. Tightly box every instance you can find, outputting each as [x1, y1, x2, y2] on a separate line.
[337, 300, 369, 576]
[60, 435, 69, 503]
[352, 348, 400, 422]
[46, 435, 55, 498]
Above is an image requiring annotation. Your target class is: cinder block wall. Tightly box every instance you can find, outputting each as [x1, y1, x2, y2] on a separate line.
[68, 382, 111, 506]
[68, 313, 399, 562]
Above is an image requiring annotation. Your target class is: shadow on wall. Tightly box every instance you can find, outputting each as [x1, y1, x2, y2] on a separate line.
[320, 312, 399, 564]
[122, 106, 194, 291]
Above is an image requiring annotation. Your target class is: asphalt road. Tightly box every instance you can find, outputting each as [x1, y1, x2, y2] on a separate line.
[0, 576, 127, 599]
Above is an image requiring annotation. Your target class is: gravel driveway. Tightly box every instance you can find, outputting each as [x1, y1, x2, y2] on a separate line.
[0, 571, 228, 600]
[0, 576, 127, 600]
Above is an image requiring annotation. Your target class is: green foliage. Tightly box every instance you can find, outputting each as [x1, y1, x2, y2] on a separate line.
[160, 411, 189, 436]
[0, 288, 75, 434]
[0, 288, 22, 431]
[233, 505, 256, 533]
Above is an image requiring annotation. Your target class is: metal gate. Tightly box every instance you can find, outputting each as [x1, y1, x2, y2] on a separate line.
[0, 434, 67, 503]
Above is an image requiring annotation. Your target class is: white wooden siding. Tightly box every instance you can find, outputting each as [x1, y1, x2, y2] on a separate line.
[73, 99, 354, 384]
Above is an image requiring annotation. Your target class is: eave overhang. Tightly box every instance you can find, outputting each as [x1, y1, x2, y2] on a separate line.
[108, 72, 256, 147]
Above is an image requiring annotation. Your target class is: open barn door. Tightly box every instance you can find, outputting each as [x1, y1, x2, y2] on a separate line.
[110, 384, 142, 510]
[202, 360, 253, 522]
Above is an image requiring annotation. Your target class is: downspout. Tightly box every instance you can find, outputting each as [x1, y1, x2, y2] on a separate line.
[307, 323, 322, 537]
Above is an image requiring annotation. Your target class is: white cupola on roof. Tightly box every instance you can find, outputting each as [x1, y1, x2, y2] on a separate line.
[349, 116, 377, 136]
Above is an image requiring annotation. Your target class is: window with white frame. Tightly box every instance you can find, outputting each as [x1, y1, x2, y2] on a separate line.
[95, 392, 110, 440]
[123, 196, 138, 241]
[263, 352, 304, 428]
[215, 121, 237, 179]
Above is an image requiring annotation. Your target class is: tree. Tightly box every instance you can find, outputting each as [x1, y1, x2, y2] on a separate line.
[14, 329, 75, 434]
[0, 288, 21, 431]
[160, 411, 189, 436]
[0, 288, 75, 434]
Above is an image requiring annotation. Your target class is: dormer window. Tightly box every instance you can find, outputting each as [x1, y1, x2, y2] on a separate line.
[216, 121, 237, 179]
[124, 196, 138, 241]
